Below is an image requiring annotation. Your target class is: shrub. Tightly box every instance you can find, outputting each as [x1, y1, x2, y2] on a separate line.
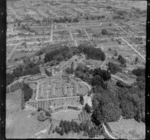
[108, 62, 122, 74]
[118, 55, 126, 65]
[21, 83, 33, 102]
[80, 95, 84, 105]
[101, 29, 109, 35]
[84, 103, 92, 113]
[45, 111, 51, 117]
[132, 68, 145, 77]
[37, 111, 47, 122]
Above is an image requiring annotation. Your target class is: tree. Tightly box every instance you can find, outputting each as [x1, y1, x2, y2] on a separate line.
[65, 67, 73, 74]
[80, 95, 84, 105]
[135, 57, 138, 63]
[108, 62, 122, 74]
[45, 111, 51, 118]
[102, 103, 121, 122]
[84, 103, 92, 113]
[101, 29, 108, 35]
[132, 67, 145, 77]
[6, 73, 14, 85]
[91, 75, 107, 89]
[118, 55, 126, 65]
[91, 107, 103, 126]
[116, 80, 131, 88]
[93, 68, 111, 81]
[55, 126, 60, 134]
[120, 100, 136, 119]
[37, 111, 48, 122]
[21, 83, 33, 102]
[59, 128, 64, 136]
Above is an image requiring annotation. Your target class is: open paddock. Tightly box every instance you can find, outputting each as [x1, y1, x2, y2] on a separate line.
[85, 27, 120, 38]
[130, 25, 146, 36]
[29, 26, 51, 35]
[9, 50, 35, 61]
[53, 30, 71, 41]
[76, 39, 92, 46]
[44, 10, 57, 19]
[7, 39, 20, 44]
[54, 24, 66, 30]
[72, 29, 88, 39]
[94, 39, 121, 52]
[52, 110, 81, 121]
[93, 38, 145, 69]
[83, 59, 104, 69]
[135, 44, 146, 56]
[7, 45, 17, 55]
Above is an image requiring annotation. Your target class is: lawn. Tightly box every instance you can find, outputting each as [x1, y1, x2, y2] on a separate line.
[108, 116, 145, 139]
[52, 110, 81, 121]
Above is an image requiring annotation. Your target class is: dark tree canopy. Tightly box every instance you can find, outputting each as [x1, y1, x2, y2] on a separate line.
[93, 68, 111, 81]
[102, 103, 121, 122]
[120, 100, 136, 119]
[78, 44, 106, 61]
[21, 83, 33, 102]
[108, 62, 122, 74]
[7, 63, 40, 86]
[132, 67, 145, 77]
[118, 55, 126, 65]
[84, 103, 92, 113]
[91, 75, 107, 89]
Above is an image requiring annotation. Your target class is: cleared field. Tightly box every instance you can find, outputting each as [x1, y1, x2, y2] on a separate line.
[108, 117, 145, 139]
[52, 110, 81, 121]
[6, 89, 49, 138]
[9, 51, 35, 61]
[29, 26, 51, 35]
[127, 1, 147, 10]
[7, 45, 17, 55]
[83, 59, 104, 68]
[53, 30, 71, 41]
[72, 29, 88, 39]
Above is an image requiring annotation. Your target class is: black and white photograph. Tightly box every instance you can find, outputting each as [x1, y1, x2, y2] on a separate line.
[6, 0, 146, 139]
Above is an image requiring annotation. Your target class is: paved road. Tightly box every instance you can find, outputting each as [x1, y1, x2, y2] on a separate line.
[7, 44, 19, 61]
[120, 37, 145, 61]
[8, 6, 22, 20]
[111, 74, 134, 85]
[8, 35, 50, 41]
[103, 123, 117, 139]
[50, 24, 53, 42]
[38, 9, 48, 18]
[69, 30, 74, 40]
[84, 29, 91, 40]
[114, 23, 133, 37]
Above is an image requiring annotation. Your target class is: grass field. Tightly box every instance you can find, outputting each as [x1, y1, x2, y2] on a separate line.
[52, 110, 81, 121]
[6, 90, 50, 138]
[108, 116, 145, 139]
